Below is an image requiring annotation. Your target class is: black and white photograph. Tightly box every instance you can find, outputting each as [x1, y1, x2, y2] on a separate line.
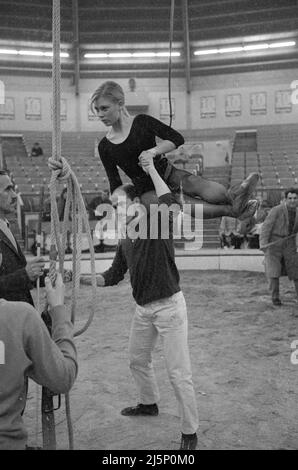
[0, 0, 298, 459]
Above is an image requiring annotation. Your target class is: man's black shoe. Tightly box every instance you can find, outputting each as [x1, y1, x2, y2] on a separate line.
[180, 432, 198, 450]
[121, 403, 158, 416]
[272, 298, 282, 306]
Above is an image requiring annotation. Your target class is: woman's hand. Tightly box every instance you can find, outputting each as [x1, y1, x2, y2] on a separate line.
[45, 272, 65, 309]
[138, 151, 155, 174]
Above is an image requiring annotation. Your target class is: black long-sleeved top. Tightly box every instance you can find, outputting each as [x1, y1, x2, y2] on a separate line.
[102, 193, 181, 306]
[98, 114, 184, 195]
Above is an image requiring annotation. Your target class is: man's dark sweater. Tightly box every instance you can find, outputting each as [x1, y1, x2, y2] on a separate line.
[102, 193, 180, 305]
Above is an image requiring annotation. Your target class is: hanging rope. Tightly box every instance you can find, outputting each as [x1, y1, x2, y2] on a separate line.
[34, 186, 45, 448]
[41, 0, 98, 450]
[168, 0, 175, 127]
[51, 0, 97, 334]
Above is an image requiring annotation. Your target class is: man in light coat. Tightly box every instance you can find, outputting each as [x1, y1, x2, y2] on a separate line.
[260, 187, 298, 306]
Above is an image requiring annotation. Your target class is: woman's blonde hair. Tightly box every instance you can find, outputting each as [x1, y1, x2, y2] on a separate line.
[90, 81, 129, 115]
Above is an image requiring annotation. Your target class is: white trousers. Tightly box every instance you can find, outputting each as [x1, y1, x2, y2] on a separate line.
[128, 291, 199, 434]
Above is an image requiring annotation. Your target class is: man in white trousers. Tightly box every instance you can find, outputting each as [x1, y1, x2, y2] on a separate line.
[85, 150, 198, 450]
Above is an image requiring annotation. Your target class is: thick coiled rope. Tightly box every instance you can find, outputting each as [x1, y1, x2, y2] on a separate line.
[48, 156, 97, 336]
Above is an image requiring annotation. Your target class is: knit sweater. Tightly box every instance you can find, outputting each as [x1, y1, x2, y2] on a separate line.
[0, 300, 77, 450]
[102, 193, 181, 305]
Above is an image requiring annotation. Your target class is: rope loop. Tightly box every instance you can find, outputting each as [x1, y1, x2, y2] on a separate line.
[48, 156, 72, 181]
[47, 154, 97, 338]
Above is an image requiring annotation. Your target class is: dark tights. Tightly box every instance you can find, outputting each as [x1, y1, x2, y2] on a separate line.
[140, 190, 233, 220]
[168, 167, 231, 206]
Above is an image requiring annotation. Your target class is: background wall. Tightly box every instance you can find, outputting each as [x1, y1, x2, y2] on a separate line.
[0, 68, 297, 133]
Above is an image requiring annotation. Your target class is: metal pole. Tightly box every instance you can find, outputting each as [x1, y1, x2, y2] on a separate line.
[72, 0, 80, 96]
[181, 0, 191, 94]
[168, 0, 175, 127]
[0, 141, 3, 170]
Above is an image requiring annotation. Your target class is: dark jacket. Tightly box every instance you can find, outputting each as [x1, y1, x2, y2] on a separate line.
[0, 229, 34, 305]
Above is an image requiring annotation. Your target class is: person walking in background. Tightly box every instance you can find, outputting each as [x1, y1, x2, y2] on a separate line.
[260, 188, 298, 306]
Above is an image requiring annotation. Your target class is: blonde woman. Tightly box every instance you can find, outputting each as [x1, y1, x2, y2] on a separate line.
[91, 81, 259, 220]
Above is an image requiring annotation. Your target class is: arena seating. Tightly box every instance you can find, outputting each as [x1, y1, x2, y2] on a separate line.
[1, 133, 110, 200]
[201, 165, 230, 248]
[167, 142, 230, 248]
[230, 125, 298, 197]
[2, 125, 297, 252]
[257, 124, 298, 190]
[0, 130, 234, 251]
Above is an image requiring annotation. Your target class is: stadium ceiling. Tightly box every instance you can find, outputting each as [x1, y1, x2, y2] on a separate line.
[0, 0, 297, 81]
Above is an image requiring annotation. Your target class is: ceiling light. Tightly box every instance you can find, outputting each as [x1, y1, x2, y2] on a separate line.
[269, 41, 296, 48]
[0, 49, 18, 54]
[132, 52, 156, 57]
[109, 52, 133, 58]
[83, 51, 181, 59]
[19, 50, 44, 56]
[218, 46, 243, 54]
[44, 51, 69, 58]
[243, 43, 269, 51]
[0, 49, 69, 58]
[194, 49, 218, 56]
[84, 53, 108, 58]
[193, 40, 296, 57]
[155, 51, 180, 57]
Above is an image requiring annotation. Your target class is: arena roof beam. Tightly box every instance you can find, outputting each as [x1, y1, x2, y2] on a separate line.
[188, 19, 298, 42]
[77, 0, 175, 13]
[189, 6, 298, 27]
[0, 26, 72, 43]
[188, 0, 296, 9]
